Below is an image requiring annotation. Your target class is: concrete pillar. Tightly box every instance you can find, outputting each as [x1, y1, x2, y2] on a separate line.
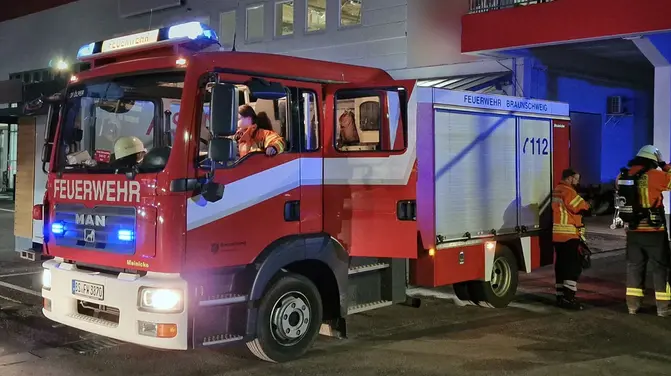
[634, 33, 671, 219]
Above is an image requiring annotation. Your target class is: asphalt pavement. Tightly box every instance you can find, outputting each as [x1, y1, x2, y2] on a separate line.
[2, 209, 671, 376]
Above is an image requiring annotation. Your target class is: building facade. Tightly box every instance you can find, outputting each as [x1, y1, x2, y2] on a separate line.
[0, 0, 657, 253]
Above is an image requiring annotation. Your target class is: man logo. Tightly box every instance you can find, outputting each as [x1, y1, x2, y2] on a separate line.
[84, 229, 96, 243]
[76, 214, 106, 227]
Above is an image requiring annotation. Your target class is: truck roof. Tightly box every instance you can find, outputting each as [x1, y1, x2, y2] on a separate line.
[193, 50, 394, 85]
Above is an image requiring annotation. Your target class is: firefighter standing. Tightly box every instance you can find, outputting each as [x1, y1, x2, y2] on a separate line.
[552, 168, 591, 310]
[618, 145, 671, 316]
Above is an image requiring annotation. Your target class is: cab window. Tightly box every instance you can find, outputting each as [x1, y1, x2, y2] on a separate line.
[197, 82, 292, 167]
[334, 89, 406, 152]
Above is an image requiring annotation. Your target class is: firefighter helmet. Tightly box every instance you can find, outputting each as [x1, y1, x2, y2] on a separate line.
[114, 136, 145, 160]
[636, 145, 663, 162]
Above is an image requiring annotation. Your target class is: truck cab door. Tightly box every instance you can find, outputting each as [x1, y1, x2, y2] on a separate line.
[185, 84, 301, 269]
[323, 80, 417, 259]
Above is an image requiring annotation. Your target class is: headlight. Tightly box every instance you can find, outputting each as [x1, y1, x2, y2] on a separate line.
[42, 269, 52, 290]
[139, 288, 183, 312]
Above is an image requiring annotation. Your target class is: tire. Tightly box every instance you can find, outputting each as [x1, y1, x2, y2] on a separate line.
[468, 246, 519, 308]
[246, 273, 323, 363]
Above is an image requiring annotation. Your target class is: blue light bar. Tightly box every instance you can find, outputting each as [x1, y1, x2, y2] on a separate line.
[77, 42, 95, 59]
[75, 21, 219, 61]
[51, 222, 64, 235]
[118, 229, 134, 242]
[168, 21, 218, 41]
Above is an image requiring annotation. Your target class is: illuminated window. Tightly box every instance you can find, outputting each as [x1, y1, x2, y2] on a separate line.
[219, 11, 237, 47]
[246, 4, 265, 41]
[306, 0, 326, 32]
[340, 0, 361, 27]
[275, 1, 294, 36]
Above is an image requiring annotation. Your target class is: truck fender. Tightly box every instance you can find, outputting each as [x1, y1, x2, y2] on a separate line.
[248, 233, 349, 315]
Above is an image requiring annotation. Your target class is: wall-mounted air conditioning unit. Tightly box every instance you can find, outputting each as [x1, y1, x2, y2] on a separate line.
[607, 96, 625, 115]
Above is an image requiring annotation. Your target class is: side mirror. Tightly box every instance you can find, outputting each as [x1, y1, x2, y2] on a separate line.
[210, 83, 239, 137]
[201, 181, 225, 203]
[208, 138, 237, 163]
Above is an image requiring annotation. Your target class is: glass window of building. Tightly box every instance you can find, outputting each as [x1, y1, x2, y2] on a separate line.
[275, 1, 294, 36]
[246, 4, 265, 41]
[306, 0, 326, 32]
[219, 10, 237, 47]
[340, 0, 362, 27]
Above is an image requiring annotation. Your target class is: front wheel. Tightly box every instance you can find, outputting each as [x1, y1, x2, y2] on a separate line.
[468, 246, 519, 308]
[246, 273, 323, 363]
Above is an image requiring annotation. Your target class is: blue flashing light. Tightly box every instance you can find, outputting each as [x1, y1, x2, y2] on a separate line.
[168, 21, 219, 42]
[51, 222, 64, 235]
[118, 229, 135, 242]
[77, 42, 95, 59]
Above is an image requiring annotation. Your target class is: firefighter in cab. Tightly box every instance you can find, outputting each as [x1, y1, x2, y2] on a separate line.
[552, 168, 591, 310]
[616, 145, 671, 317]
[113, 136, 147, 168]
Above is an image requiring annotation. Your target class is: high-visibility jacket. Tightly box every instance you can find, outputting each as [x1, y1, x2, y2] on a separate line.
[618, 165, 671, 232]
[234, 125, 286, 158]
[552, 182, 590, 242]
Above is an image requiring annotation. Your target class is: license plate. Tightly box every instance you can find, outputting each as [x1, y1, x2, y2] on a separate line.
[72, 280, 104, 300]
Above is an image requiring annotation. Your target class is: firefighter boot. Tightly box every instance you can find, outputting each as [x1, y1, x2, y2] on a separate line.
[556, 289, 584, 311]
[626, 296, 642, 315]
[655, 299, 670, 317]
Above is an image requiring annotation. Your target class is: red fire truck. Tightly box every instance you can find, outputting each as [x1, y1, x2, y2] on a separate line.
[34, 22, 570, 362]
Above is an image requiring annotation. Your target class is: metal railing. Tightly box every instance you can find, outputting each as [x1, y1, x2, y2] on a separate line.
[468, 0, 556, 14]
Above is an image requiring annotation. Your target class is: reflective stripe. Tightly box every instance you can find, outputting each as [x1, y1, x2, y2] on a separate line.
[626, 288, 644, 297]
[618, 179, 634, 186]
[640, 187, 650, 208]
[563, 280, 577, 291]
[553, 224, 577, 234]
[656, 291, 671, 301]
[639, 174, 651, 208]
[569, 195, 584, 208]
[560, 205, 568, 225]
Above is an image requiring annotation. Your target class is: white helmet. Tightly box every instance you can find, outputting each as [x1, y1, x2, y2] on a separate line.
[114, 136, 146, 160]
[636, 145, 663, 162]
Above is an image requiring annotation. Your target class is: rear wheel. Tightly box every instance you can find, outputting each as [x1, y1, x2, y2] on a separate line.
[468, 246, 519, 308]
[246, 273, 323, 363]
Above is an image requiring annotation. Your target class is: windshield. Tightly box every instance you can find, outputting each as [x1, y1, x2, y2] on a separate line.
[57, 72, 187, 173]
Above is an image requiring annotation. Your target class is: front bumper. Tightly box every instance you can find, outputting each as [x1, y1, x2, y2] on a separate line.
[41, 258, 189, 350]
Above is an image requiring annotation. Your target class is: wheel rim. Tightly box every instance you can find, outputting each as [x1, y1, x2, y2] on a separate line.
[269, 291, 312, 347]
[490, 257, 512, 298]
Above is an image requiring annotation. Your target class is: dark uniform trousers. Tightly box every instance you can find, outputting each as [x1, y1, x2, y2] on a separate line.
[626, 231, 671, 313]
[554, 239, 583, 299]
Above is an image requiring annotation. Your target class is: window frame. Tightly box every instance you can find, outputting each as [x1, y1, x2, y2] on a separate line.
[338, 0, 363, 29]
[333, 87, 408, 154]
[305, 0, 327, 34]
[194, 79, 296, 171]
[297, 88, 321, 152]
[245, 3, 265, 43]
[274, 0, 295, 38]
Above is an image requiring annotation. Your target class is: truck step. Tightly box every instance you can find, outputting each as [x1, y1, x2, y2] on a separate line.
[348, 263, 389, 275]
[202, 333, 244, 346]
[198, 293, 247, 307]
[347, 300, 393, 315]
